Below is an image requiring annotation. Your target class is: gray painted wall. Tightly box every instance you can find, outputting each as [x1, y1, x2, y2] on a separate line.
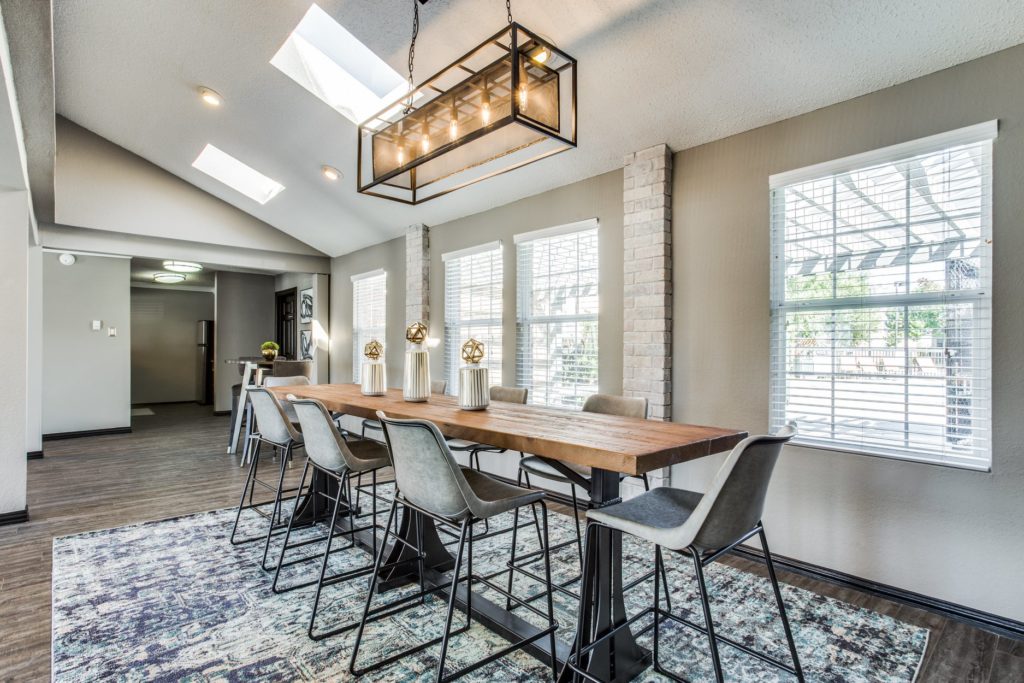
[53, 117, 324, 257]
[42, 252, 131, 434]
[330, 238, 406, 388]
[130, 287, 214, 404]
[0, 192, 29, 514]
[670, 43, 1024, 621]
[214, 271, 275, 412]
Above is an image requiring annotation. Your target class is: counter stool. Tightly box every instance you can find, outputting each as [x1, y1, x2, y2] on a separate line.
[229, 388, 304, 573]
[562, 423, 804, 683]
[512, 394, 667, 608]
[349, 412, 559, 683]
[271, 399, 392, 641]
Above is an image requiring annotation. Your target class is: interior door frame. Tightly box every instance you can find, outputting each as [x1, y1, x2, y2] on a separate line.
[275, 287, 298, 360]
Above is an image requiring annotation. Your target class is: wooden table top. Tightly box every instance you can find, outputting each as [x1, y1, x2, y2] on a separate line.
[269, 384, 746, 476]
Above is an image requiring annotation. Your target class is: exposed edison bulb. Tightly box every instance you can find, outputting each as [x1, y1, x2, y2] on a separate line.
[517, 83, 528, 112]
[420, 131, 430, 154]
[397, 144, 406, 166]
[449, 118, 458, 142]
[533, 47, 550, 64]
[481, 101, 491, 125]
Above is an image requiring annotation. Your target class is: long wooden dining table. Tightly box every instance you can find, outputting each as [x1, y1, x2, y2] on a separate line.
[269, 383, 746, 682]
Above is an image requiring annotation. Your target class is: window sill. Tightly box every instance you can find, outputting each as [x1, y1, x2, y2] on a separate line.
[788, 437, 992, 473]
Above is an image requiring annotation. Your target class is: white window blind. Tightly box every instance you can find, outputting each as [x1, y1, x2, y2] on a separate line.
[444, 242, 503, 394]
[769, 124, 994, 470]
[351, 270, 386, 383]
[516, 221, 599, 409]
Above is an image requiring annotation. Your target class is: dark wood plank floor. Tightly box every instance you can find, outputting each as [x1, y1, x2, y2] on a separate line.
[0, 403, 1019, 681]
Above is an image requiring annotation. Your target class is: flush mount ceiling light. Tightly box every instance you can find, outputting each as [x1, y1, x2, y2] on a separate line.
[162, 260, 203, 273]
[321, 164, 341, 181]
[356, 0, 577, 205]
[198, 86, 223, 107]
[153, 273, 186, 284]
[192, 144, 285, 204]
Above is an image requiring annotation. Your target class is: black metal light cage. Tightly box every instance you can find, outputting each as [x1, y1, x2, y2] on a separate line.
[357, 23, 577, 204]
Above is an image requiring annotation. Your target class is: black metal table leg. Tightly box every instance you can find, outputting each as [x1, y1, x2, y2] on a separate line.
[571, 468, 651, 682]
[376, 508, 456, 590]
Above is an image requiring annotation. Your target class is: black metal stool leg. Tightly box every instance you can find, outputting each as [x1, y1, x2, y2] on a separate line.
[230, 439, 261, 544]
[260, 442, 293, 571]
[307, 481, 345, 640]
[434, 520, 471, 683]
[760, 526, 805, 682]
[539, 502, 558, 681]
[691, 548, 725, 682]
[272, 459, 310, 592]
[641, 474, 673, 613]
[558, 522, 599, 683]
[569, 485, 584, 571]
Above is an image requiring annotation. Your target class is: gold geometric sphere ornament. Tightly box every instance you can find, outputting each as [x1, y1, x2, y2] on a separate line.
[363, 339, 383, 361]
[406, 321, 428, 345]
[461, 338, 485, 364]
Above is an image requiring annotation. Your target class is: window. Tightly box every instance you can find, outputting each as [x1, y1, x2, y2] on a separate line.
[351, 269, 386, 383]
[769, 122, 995, 470]
[191, 144, 284, 204]
[270, 4, 409, 125]
[516, 219, 599, 409]
[444, 242, 503, 395]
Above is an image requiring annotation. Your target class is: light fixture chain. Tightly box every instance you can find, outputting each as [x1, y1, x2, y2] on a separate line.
[404, 0, 420, 114]
[506, 0, 513, 24]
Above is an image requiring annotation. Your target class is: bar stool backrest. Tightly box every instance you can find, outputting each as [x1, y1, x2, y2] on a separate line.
[376, 412, 474, 520]
[431, 380, 448, 395]
[583, 393, 647, 419]
[490, 385, 528, 404]
[263, 375, 311, 388]
[272, 359, 313, 380]
[667, 422, 797, 552]
[248, 388, 302, 445]
[292, 399, 363, 473]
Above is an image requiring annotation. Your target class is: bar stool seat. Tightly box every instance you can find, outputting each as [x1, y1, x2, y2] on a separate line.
[519, 455, 630, 483]
[460, 467, 544, 517]
[587, 487, 704, 543]
[344, 439, 391, 472]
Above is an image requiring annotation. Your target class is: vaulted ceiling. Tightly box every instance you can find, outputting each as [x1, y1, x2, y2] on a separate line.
[52, 0, 1024, 257]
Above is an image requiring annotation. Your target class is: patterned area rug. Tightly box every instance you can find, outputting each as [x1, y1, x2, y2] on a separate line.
[52, 492, 927, 682]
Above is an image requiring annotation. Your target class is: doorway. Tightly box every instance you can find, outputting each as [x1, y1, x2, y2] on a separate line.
[275, 288, 297, 359]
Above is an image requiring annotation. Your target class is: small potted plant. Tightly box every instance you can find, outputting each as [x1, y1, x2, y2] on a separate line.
[260, 341, 280, 361]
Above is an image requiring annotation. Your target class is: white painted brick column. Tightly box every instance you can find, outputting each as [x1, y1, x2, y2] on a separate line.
[405, 224, 429, 325]
[622, 144, 672, 496]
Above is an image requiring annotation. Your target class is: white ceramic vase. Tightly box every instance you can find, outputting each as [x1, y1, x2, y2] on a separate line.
[459, 364, 489, 410]
[361, 361, 386, 396]
[403, 346, 430, 402]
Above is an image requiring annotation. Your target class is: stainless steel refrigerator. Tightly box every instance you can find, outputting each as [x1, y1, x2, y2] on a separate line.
[196, 320, 214, 405]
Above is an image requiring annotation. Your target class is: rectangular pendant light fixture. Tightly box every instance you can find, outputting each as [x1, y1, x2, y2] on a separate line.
[357, 23, 577, 205]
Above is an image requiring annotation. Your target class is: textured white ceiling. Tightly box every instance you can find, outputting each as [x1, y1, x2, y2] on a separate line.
[54, 0, 1024, 257]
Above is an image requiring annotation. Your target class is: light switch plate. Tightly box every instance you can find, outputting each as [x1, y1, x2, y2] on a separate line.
[107, 327, 117, 337]
[92, 320, 102, 331]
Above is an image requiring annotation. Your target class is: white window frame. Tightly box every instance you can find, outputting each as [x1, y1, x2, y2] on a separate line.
[351, 269, 386, 383]
[443, 241, 503, 395]
[769, 122, 996, 471]
[515, 219, 600, 409]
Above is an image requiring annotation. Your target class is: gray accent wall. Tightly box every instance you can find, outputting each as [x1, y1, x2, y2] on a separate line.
[42, 252, 131, 434]
[670, 43, 1024, 621]
[330, 237, 406, 388]
[213, 271, 275, 412]
[130, 287, 214, 404]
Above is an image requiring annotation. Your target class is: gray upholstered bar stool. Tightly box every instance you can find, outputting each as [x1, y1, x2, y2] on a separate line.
[360, 379, 448, 440]
[229, 388, 305, 573]
[273, 399, 391, 640]
[236, 375, 310, 468]
[514, 394, 659, 589]
[349, 412, 559, 682]
[562, 423, 804, 683]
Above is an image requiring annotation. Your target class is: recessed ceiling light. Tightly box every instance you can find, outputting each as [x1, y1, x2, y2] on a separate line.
[198, 86, 223, 107]
[270, 4, 409, 125]
[191, 144, 285, 204]
[153, 272, 186, 284]
[163, 260, 203, 273]
[321, 165, 341, 181]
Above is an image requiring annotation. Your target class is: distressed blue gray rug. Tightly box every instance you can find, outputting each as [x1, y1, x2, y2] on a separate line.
[52, 494, 927, 682]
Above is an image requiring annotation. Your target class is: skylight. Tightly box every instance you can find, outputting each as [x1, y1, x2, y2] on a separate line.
[191, 144, 285, 204]
[271, 4, 409, 125]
